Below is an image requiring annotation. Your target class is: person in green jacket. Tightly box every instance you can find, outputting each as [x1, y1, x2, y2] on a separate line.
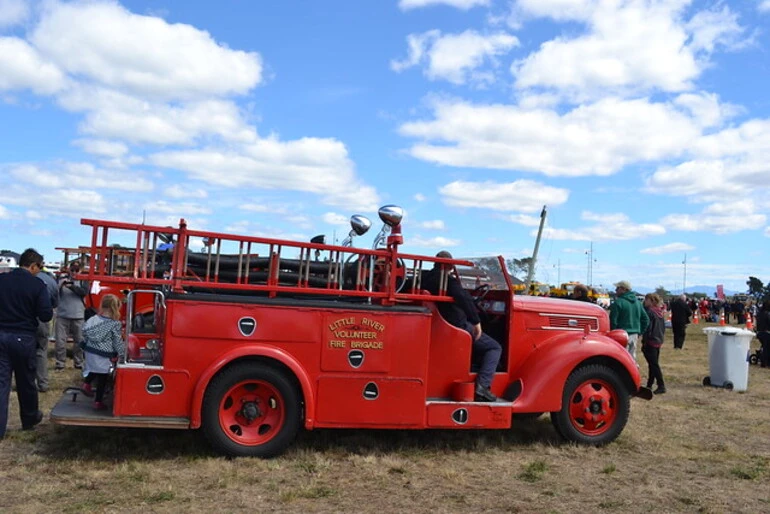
[610, 280, 649, 363]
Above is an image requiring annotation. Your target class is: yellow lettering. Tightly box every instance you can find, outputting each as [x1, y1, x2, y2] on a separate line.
[361, 318, 386, 332]
[328, 317, 356, 332]
[329, 340, 347, 348]
[350, 341, 384, 350]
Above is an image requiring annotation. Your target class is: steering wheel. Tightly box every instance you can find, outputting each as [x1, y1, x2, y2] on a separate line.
[471, 284, 490, 303]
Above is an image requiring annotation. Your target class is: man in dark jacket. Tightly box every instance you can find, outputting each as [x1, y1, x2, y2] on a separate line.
[0, 248, 53, 438]
[756, 303, 770, 367]
[422, 251, 502, 402]
[610, 280, 649, 362]
[670, 294, 692, 349]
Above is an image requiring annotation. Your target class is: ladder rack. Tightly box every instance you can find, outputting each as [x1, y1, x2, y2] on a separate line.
[77, 218, 471, 305]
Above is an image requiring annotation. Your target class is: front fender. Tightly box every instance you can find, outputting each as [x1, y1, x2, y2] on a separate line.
[189, 345, 315, 430]
[510, 332, 641, 413]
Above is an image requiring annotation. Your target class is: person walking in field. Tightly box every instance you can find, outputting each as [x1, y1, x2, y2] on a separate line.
[610, 280, 649, 362]
[670, 294, 692, 349]
[642, 293, 666, 394]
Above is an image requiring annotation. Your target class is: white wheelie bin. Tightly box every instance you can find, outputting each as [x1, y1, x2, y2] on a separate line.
[702, 327, 754, 391]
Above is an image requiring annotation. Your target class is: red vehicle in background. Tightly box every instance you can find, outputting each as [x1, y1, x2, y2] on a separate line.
[51, 205, 651, 457]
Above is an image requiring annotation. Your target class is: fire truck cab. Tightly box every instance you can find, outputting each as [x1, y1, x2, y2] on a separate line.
[51, 205, 651, 457]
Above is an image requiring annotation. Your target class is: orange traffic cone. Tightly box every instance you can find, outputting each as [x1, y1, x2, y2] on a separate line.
[693, 309, 699, 325]
[719, 310, 726, 326]
[746, 313, 754, 331]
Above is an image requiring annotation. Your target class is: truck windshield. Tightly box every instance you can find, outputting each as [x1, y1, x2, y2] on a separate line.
[454, 257, 510, 291]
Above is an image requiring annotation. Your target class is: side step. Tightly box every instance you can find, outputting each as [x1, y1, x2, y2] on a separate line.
[50, 388, 189, 430]
[425, 400, 513, 429]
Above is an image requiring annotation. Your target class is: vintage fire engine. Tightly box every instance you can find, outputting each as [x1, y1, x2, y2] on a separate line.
[51, 205, 651, 457]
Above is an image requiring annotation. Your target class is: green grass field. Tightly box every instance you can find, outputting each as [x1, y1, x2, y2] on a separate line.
[2, 322, 769, 513]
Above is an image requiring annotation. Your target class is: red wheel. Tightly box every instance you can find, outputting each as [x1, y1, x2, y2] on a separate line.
[551, 364, 630, 445]
[203, 363, 300, 457]
[217, 379, 286, 447]
[567, 378, 618, 436]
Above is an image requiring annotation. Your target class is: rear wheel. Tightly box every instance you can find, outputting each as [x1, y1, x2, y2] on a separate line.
[551, 364, 630, 446]
[202, 363, 301, 457]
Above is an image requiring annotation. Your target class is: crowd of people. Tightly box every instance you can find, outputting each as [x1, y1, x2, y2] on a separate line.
[604, 279, 770, 395]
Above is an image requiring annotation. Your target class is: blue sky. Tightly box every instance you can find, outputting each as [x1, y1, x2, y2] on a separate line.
[1, 0, 769, 293]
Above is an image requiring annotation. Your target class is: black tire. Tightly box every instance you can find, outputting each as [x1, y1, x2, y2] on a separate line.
[703, 376, 711, 386]
[202, 363, 301, 458]
[550, 364, 630, 446]
[724, 381, 733, 391]
[749, 354, 759, 365]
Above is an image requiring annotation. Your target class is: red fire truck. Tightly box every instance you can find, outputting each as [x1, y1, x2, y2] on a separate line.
[51, 205, 651, 457]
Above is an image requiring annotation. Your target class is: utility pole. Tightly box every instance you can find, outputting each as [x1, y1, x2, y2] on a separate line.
[585, 242, 595, 287]
[682, 253, 687, 294]
[525, 206, 547, 295]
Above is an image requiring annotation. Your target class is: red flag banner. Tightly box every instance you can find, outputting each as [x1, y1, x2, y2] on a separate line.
[716, 284, 724, 300]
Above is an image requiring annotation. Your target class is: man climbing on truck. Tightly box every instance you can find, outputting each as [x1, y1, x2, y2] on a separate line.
[422, 250, 502, 402]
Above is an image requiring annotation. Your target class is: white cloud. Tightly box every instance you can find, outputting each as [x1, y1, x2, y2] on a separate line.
[640, 242, 695, 255]
[512, 1, 746, 100]
[661, 201, 767, 234]
[765, 227, 770, 237]
[61, 90, 257, 145]
[543, 211, 665, 241]
[504, 214, 542, 226]
[142, 201, 211, 216]
[74, 139, 128, 158]
[440, 179, 568, 212]
[761, 1, 770, 13]
[0, 0, 29, 28]
[418, 220, 445, 230]
[5, 188, 109, 215]
[413, 193, 427, 202]
[673, 92, 738, 129]
[150, 137, 380, 211]
[685, 6, 745, 54]
[9, 162, 153, 192]
[0, 204, 10, 219]
[391, 30, 518, 85]
[398, 0, 489, 11]
[31, 1, 263, 101]
[646, 117, 770, 201]
[409, 235, 461, 247]
[0, 37, 66, 95]
[164, 185, 208, 200]
[400, 98, 700, 176]
[322, 212, 349, 226]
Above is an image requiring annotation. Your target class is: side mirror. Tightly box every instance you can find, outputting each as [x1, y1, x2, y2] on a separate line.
[310, 235, 326, 244]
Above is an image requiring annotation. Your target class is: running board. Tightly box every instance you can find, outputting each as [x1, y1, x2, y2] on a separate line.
[50, 388, 189, 430]
[425, 400, 513, 429]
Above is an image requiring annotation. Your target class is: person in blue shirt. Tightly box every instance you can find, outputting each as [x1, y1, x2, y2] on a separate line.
[0, 248, 53, 438]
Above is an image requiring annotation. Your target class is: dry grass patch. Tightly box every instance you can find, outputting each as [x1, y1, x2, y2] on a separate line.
[2, 323, 770, 512]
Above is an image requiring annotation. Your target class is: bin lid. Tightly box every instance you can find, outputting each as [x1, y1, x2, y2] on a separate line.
[702, 327, 755, 337]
